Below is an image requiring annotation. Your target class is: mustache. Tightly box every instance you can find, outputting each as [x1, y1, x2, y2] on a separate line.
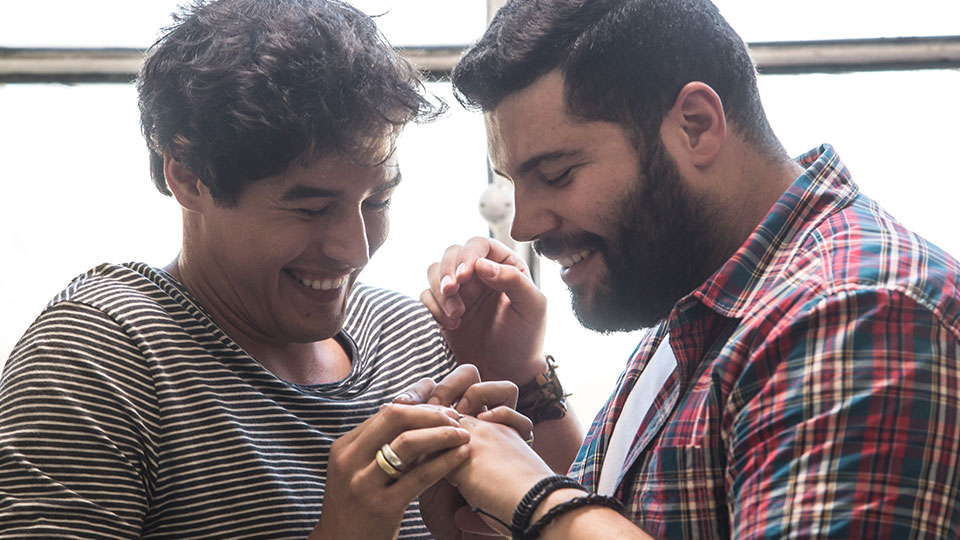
[533, 232, 605, 259]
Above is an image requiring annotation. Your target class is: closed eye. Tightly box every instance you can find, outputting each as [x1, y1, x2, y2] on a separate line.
[295, 207, 332, 218]
[545, 167, 574, 186]
[364, 198, 393, 211]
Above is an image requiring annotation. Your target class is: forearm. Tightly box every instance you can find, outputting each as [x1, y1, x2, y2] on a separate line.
[531, 410, 583, 474]
[522, 488, 657, 540]
[538, 504, 655, 540]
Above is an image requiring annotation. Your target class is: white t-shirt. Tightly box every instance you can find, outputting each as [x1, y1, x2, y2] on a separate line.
[597, 334, 677, 496]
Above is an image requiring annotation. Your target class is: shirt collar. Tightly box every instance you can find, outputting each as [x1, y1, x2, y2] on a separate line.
[680, 144, 859, 319]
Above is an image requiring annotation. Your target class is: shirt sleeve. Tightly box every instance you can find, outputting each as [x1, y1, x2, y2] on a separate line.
[729, 287, 960, 538]
[0, 301, 158, 539]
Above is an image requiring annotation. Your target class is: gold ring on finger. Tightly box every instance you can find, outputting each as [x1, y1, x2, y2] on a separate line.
[376, 449, 404, 480]
[380, 443, 407, 471]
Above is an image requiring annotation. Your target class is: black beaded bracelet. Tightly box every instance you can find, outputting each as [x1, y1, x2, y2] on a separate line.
[521, 493, 626, 540]
[510, 475, 586, 540]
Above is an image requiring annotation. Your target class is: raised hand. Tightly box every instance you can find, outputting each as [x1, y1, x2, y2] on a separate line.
[421, 237, 548, 385]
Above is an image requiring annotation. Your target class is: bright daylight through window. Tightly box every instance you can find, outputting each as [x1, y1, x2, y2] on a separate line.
[1, 0, 958, 419]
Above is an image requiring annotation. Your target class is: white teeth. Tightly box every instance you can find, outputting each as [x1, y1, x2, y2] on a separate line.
[295, 274, 347, 291]
[555, 249, 593, 269]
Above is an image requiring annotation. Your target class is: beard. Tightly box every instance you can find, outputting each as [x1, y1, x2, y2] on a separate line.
[535, 141, 728, 332]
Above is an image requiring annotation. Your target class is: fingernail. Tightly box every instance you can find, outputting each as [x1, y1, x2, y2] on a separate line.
[455, 397, 470, 413]
[427, 397, 441, 405]
[444, 298, 459, 317]
[440, 274, 454, 291]
[393, 393, 413, 403]
[456, 428, 470, 440]
[455, 263, 467, 277]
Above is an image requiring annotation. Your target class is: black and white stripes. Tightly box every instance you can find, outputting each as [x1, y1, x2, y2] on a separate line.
[1, 262, 455, 539]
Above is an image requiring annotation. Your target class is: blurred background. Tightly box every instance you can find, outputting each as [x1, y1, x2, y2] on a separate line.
[2, 0, 959, 424]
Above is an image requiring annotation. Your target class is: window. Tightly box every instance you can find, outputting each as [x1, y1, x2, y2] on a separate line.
[2, 1, 958, 422]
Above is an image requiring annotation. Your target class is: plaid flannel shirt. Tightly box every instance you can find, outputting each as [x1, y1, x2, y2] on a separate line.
[569, 144, 960, 539]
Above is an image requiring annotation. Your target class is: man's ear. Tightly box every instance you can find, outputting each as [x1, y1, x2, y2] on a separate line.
[662, 81, 726, 168]
[163, 153, 205, 212]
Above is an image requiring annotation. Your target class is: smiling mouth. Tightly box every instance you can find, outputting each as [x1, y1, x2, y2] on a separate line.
[287, 270, 348, 291]
[553, 249, 594, 269]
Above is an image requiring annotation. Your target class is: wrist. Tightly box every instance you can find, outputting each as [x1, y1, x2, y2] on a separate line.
[522, 493, 627, 540]
[509, 475, 584, 539]
[528, 488, 587, 524]
[516, 355, 568, 424]
[514, 355, 549, 386]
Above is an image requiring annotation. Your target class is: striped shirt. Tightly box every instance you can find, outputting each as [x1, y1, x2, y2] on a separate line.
[0, 262, 455, 539]
[570, 144, 960, 538]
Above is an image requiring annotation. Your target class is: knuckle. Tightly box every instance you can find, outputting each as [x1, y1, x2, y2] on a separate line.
[392, 431, 411, 451]
[501, 380, 519, 395]
[444, 426, 464, 443]
[533, 288, 547, 304]
[347, 475, 368, 498]
[328, 443, 362, 473]
[490, 404, 511, 415]
[378, 402, 403, 423]
[459, 363, 480, 381]
[329, 440, 350, 466]
[431, 384, 453, 401]
[329, 452, 348, 473]
[442, 245, 461, 260]
[403, 377, 433, 399]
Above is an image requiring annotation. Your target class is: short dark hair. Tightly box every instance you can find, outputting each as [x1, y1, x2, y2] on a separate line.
[138, 0, 442, 205]
[452, 0, 780, 155]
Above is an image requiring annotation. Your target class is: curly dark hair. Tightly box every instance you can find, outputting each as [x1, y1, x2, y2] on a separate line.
[138, 0, 442, 205]
[452, 0, 782, 157]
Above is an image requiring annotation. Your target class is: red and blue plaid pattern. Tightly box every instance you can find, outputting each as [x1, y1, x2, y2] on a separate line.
[569, 145, 960, 538]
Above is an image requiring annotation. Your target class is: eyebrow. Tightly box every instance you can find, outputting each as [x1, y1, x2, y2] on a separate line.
[495, 150, 580, 179]
[280, 171, 402, 201]
[375, 171, 403, 193]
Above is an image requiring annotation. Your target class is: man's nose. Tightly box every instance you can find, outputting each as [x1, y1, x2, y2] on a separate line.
[509, 184, 560, 243]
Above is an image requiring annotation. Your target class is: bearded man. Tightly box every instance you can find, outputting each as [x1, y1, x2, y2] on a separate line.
[418, 0, 960, 538]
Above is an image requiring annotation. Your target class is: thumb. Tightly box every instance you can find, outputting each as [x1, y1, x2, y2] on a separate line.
[394, 377, 437, 404]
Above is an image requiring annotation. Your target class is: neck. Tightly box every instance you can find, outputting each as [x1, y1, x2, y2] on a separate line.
[701, 141, 802, 269]
[739, 151, 803, 234]
[163, 255, 352, 385]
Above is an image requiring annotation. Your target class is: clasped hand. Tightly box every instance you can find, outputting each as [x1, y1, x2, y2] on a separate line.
[398, 365, 557, 539]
